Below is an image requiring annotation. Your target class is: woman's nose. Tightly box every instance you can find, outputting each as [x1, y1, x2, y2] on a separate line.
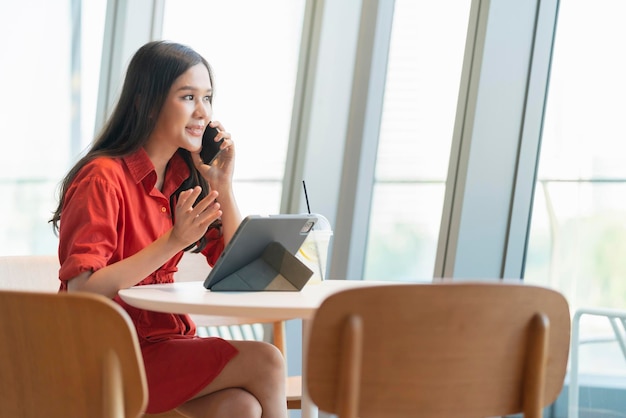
[194, 101, 211, 119]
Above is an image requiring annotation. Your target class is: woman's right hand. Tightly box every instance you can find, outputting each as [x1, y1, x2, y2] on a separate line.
[68, 188, 222, 298]
[171, 186, 222, 249]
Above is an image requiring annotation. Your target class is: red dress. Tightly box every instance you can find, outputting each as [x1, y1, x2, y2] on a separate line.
[57, 148, 238, 413]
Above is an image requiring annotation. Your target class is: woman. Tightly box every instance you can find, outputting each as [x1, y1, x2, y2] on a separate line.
[50, 40, 287, 418]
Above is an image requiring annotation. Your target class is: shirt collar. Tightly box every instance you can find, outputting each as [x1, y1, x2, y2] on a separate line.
[122, 148, 190, 195]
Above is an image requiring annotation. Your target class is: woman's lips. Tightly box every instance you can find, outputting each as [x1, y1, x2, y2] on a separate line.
[186, 126, 204, 136]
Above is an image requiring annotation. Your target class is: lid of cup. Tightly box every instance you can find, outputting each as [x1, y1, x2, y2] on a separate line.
[311, 213, 332, 232]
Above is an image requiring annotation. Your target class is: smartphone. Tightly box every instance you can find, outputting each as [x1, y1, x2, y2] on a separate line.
[200, 125, 224, 165]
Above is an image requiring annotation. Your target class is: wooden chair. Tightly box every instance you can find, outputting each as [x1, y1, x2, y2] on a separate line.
[0, 254, 59, 292]
[306, 282, 571, 418]
[0, 290, 148, 418]
[0, 254, 301, 416]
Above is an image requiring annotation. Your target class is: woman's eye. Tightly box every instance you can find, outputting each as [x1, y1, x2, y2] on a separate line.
[203, 95, 212, 102]
[182, 95, 194, 100]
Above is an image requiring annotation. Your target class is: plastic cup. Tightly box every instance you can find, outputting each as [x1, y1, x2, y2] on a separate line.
[296, 214, 333, 284]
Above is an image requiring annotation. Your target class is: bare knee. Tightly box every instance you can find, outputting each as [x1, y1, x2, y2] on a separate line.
[243, 341, 286, 381]
[258, 341, 285, 369]
[225, 340, 284, 373]
[177, 388, 261, 418]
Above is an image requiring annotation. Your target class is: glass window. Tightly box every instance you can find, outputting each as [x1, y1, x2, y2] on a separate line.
[161, 0, 306, 216]
[525, 0, 626, 413]
[364, 0, 472, 281]
[0, 0, 106, 255]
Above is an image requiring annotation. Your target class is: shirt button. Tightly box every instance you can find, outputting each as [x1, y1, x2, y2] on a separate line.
[161, 207, 167, 213]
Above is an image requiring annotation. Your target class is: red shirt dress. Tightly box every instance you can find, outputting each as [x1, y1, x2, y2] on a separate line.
[57, 148, 238, 413]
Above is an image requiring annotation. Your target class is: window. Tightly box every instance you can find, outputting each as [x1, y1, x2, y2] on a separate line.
[525, 0, 626, 412]
[364, 0, 472, 281]
[0, 0, 106, 255]
[161, 0, 306, 216]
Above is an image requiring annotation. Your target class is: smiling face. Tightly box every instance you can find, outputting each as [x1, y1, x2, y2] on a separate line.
[147, 63, 213, 157]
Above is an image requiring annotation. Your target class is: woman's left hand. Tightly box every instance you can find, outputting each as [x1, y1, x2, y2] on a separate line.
[193, 121, 235, 190]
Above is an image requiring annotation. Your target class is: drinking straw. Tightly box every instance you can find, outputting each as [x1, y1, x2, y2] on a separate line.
[302, 180, 311, 214]
[302, 180, 325, 280]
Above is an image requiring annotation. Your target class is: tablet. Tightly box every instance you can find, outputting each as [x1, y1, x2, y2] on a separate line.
[203, 214, 318, 290]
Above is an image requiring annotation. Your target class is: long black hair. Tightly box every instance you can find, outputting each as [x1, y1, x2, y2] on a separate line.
[51, 41, 216, 252]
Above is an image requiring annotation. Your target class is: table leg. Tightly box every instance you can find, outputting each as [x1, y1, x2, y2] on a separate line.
[301, 318, 318, 418]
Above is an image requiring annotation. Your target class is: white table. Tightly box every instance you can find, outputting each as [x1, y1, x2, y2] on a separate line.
[119, 279, 397, 418]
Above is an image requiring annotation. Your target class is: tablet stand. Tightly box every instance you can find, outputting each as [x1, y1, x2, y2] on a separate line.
[210, 241, 314, 291]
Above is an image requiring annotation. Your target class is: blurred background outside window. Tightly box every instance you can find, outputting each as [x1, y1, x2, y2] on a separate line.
[363, 0, 472, 281]
[162, 0, 306, 216]
[525, 0, 626, 396]
[0, 0, 106, 255]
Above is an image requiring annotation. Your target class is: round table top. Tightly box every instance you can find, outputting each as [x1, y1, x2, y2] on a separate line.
[118, 279, 397, 320]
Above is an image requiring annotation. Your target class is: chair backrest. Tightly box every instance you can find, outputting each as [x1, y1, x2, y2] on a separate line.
[306, 282, 571, 418]
[0, 255, 59, 292]
[0, 290, 148, 418]
[0, 254, 279, 346]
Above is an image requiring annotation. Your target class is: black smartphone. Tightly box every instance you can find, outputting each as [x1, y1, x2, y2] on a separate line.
[200, 125, 224, 165]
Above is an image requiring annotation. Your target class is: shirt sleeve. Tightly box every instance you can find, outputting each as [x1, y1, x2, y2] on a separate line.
[200, 225, 225, 266]
[58, 174, 121, 282]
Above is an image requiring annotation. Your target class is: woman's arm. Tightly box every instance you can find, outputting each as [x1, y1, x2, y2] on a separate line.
[68, 187, 221, 298]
